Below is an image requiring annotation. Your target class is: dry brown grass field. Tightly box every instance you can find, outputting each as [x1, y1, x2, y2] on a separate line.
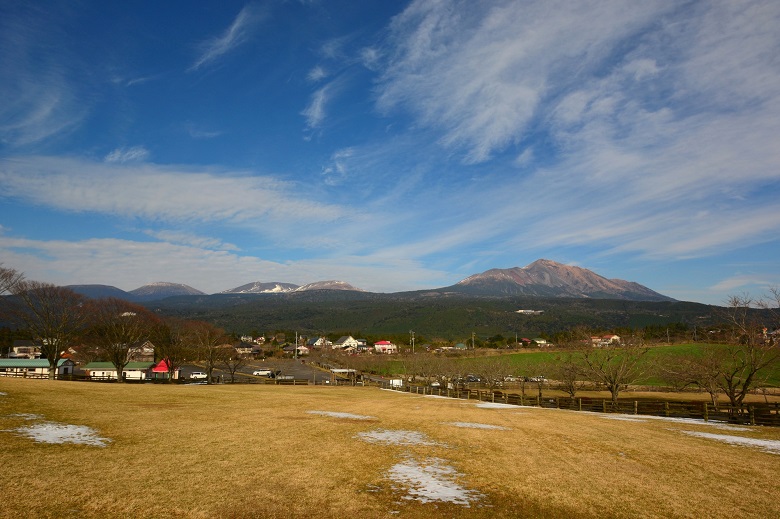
[1, 378, 779, 519]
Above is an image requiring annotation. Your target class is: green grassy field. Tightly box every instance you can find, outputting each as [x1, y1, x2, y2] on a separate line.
[386, 343, 780, 388]
[2, 377, 780, 518]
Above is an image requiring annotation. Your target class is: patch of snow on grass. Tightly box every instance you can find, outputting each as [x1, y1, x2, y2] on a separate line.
[356, 429, 444, 447]
[601, 414, 750, 431]
[680, 430, 780, 455]
[387, 457, 483, 506]
[307, 410, 375, 420]
[600, 415, 647, 422]
[445, 422, 510, 430]
[0, 391, 7, 396]
[8, 413, 45, 420]
[474, 402, 520, 409]
[13, 422, 111, 447]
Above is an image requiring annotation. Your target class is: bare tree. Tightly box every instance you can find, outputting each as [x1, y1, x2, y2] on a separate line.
[150, 317, 193, 382]
[547, 352, 586, 398]
[10, 281, 88, 379]
[478, 356, 514, 390]
[0, 265, 24, 295]
[708, 293, 780, 410]
[85, 298, 157, 382]
[581, 335, 648, 406]
[189, 320, 229, 384]
[221, 349, 249, 383]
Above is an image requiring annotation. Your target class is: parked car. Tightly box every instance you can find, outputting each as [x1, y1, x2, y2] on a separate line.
[189, 372, 208, 380]
[252, 368, 273, 377]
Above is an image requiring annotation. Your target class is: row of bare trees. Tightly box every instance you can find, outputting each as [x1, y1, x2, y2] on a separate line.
[0, 265, 240, 383]
[350, 292, 779, 410]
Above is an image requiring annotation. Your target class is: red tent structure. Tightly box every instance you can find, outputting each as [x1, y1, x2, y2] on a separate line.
[151, 358, 180, 380]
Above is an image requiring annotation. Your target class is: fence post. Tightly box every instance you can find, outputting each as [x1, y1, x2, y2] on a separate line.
[492, 392, 495, 403]
[602, 399, 607, 413]
[664, 401, 670, 417]
[703, 402, 709, 422]
[749, 405, 755, 426]
[578, 398, 582, 412]
[634, 401, 638, 415]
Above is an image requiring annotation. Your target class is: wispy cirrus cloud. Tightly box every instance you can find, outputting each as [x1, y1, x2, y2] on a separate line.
[143, 229, 240, 251]
[306, 65, 328, 83]
[369, 0, 780, 265]
[189, 3, 268, 72]
[104, 146, 149, 163]
[302, 83, 333, 129]
[0, 4, 86, 148]
[0, 155, 345, 228]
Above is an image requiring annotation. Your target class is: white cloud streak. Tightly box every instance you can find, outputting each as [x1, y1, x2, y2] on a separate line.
[0, 156, 345, 227]
[104, 146, 150, 163]
[190, 4, 266, 71]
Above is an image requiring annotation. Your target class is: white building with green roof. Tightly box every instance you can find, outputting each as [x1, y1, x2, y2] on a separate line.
[0, 358, 75, 378]
[83, 362, 155, 380]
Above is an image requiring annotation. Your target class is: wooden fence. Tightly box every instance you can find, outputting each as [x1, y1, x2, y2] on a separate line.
[379, 382, 780, 427]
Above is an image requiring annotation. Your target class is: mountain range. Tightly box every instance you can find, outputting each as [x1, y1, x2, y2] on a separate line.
[66, 259, 674, 303]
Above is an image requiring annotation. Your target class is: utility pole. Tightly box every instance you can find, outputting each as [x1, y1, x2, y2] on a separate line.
[409, 330, 415, 354]
[471, 332, 475, 349]
[294, 331, 298, 359]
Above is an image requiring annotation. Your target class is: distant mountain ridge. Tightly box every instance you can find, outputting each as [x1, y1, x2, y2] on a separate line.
[221, 282, 299, 294]
[451, 259, 674, 301]
[66, 259, 673, 303]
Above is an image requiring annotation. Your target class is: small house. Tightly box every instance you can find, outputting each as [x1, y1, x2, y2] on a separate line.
[334, 336, 360, 349]
[373, 340, 398, 354]
[83, 361, 154, 380]
[0, 358, 76, 378]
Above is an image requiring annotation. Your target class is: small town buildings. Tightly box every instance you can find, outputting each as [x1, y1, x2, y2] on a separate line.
[83, 362, 154, 380]
[592, 335, 621, 347]
[373, 340, 398, 354]
[334, 336, 360, 349]
[8, 340, 43, 359]
[234, 342, 255, 356]
[0, 358, 76, 378]
[128, 341, 155, 362]
[282, 344, 310, 356]
[306, 337, 332, 349]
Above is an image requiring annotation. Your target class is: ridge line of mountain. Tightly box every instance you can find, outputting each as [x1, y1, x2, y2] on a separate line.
[65, 259, 675, 303]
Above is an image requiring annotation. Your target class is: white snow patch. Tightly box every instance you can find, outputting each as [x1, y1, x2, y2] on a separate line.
[680, 431, 780, 455]
[474, 402, 521, 409]
[600, 415, 647, 423]
[601, 414, 750, 431]
[387, 457, 483, 506]
[356, 429, 445, 447]
[307, 410, 375, 420]
[12, 422, 111, 447]
[444, 422, 510, 430]
[7, 413, 45, 420]
[0, 391, 7, 396]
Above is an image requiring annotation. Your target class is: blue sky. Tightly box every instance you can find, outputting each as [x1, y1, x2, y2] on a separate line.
[1, 0, 779, 305]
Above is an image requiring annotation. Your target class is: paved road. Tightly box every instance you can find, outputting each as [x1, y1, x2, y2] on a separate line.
[182, 358, 342, 384]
